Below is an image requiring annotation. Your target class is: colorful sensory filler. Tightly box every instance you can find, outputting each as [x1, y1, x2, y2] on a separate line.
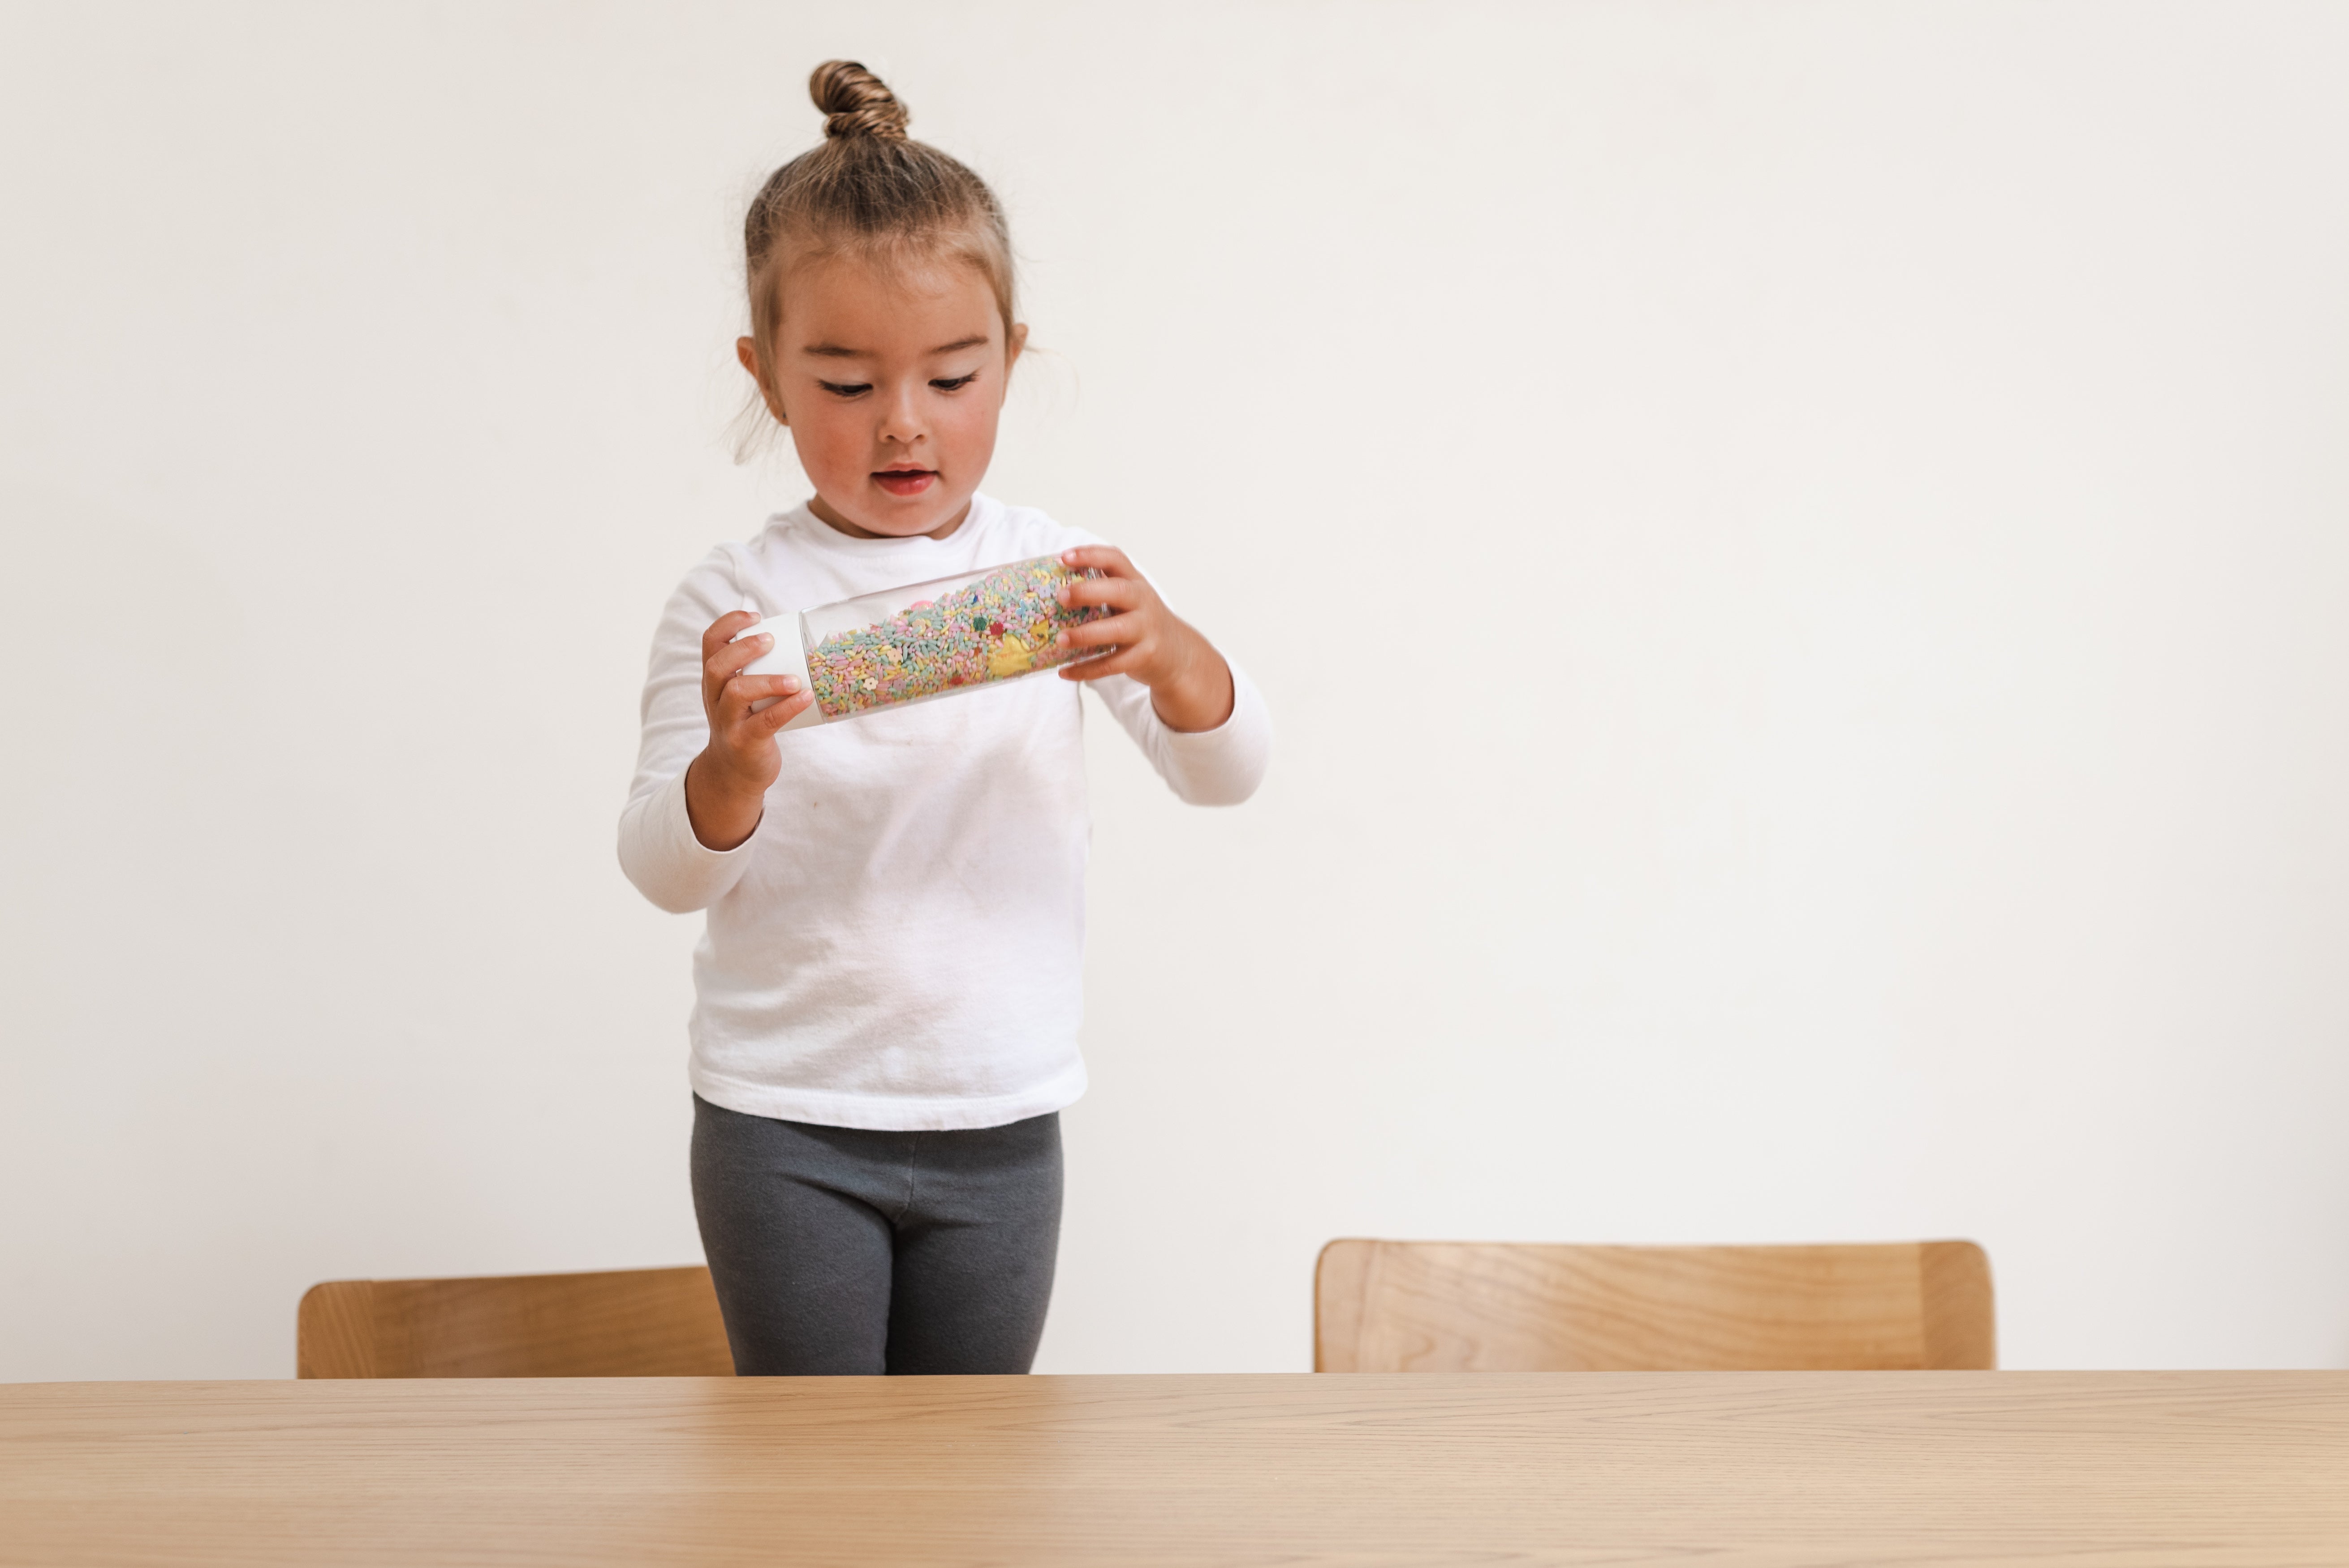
[805, 557, 1108, 720]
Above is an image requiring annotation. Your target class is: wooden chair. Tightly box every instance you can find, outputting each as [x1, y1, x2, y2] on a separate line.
[297, 1265, 734, 1378]
[1315, 1239, 1995, 1372]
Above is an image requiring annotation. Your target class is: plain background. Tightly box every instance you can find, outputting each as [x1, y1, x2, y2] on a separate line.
[3, 0, 2346, 1381]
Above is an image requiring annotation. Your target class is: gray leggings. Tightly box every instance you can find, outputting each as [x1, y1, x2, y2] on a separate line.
[689, 1094, 1063, 1375]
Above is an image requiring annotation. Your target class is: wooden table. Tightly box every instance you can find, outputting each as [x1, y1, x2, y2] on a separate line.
[4, 1373, 2346, 1565]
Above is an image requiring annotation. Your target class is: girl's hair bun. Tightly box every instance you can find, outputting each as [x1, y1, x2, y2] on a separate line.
[810, 60, 910, 141]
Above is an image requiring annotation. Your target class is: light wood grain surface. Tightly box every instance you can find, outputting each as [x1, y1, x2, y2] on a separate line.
[297, 1266, 733, 1378]
[4, 1373, 2346, 1567]
[1316, 1240, 1996, 1372]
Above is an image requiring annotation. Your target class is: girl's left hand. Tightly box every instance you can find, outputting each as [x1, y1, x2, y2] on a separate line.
[1055, 545, 1236, 733]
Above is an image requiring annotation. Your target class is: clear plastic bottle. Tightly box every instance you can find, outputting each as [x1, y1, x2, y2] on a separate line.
[733, 555, 1109, 730]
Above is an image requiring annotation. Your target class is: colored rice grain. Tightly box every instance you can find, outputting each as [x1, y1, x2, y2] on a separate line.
[807, 557, 1108, 720]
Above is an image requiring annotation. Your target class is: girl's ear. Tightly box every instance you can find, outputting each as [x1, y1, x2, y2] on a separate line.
[1006, 322, 1029, 374]
[737, 336, 790, 426]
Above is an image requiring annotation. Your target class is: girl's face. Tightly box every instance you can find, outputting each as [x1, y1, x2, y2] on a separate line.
[740, 250, 1024, 540]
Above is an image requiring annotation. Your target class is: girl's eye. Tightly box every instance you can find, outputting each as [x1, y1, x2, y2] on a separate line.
[817, 380, 872, 398]
[930, 374, 978, 392]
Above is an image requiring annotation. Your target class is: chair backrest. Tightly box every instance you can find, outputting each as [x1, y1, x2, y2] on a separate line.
[297, 1265, 734, 1378]
[1315, 1239, 1994, 1372]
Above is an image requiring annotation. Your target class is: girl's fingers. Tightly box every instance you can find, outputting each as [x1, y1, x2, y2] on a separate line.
[1059, 575, 1143, 612]
[1058, 645, 1146, 681]
[709, 667, 803, 728]
[1058, 544, 1137, 578]
[706, 633, 775, 688]
[717, 672, 802, 722]
[1060, 610, 1145, 650]
[755, 689, 816, 730]
[700, 609, 765, 661]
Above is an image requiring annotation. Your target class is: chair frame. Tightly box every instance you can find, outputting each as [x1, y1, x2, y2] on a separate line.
[297, 1264, 734, 1378]
[1315, 1238, 1995, 1373]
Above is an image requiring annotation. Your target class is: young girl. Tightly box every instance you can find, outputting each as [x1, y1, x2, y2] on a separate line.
[618, 62, 1270, 1376]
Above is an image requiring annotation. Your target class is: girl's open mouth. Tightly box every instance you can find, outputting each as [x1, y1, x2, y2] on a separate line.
[874, 468, 937, 497]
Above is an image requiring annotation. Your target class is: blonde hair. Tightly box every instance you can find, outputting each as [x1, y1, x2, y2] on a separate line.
[743, 62, 1017, 362]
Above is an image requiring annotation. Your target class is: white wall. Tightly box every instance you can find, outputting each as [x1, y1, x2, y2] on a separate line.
[4, 0, 2346, 1380]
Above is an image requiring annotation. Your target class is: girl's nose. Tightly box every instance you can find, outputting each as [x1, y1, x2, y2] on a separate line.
[877, 384, 925, 444]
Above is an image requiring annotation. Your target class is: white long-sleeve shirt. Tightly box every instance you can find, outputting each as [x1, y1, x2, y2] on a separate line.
[618, 495, 1271, 1131]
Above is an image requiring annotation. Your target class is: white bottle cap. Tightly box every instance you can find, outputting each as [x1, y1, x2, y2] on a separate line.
[733, 614, 823, 730]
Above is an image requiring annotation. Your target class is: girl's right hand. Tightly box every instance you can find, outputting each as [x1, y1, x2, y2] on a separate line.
[684, 611, 812, 850]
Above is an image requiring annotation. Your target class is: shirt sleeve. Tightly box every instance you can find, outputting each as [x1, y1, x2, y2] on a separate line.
[1084, 660, 1272, 806]
[616, 558, 761, 913]
[1039, 522, 1272, 806]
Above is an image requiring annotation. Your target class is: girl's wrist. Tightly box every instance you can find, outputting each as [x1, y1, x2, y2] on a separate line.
[1149, 633, 1235, 733]
[685, 748, 768, 850]
[693, 745, 754, 794]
